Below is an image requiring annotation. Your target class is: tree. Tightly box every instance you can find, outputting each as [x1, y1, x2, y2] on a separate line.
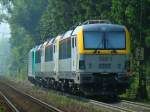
[9, 0, 48, 44]
[112, 0, 150, 99]
[39, 0, 75, 41]
[0, 0, 48, 79]
[39, 0, 112, 41]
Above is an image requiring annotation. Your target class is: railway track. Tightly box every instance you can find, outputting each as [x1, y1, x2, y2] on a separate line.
[89, 99, 150, 112]
[119, 100, 150, 112]
[1, 78, 150, 112]
[0, 91, 19, 112]
[0, 81, 64, 112]
[58, 91, 134, 112]
[29, 83, 150, 112]
[89, 99, 133, 112]
[54, 89, 150, 112]
[89, 97, 150, 112]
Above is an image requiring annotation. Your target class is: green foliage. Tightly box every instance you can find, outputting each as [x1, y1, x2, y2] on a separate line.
[39, 0, 74, 41]
[39, 0, 112, 41]
[0, 107, 4, 112]
[0, 0, 48, 79]
[9, 0, 48, 44]
[111, 0, 150, 100]
[112, 0, 150, 48]
[9, 25, 34, 79]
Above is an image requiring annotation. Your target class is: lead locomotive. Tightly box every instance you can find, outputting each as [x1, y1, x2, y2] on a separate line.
[28, 20, 131, 97]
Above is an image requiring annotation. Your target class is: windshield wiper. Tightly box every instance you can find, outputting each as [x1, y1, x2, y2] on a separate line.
[93, 34, 105, 53]
[105, 38, 117, 53]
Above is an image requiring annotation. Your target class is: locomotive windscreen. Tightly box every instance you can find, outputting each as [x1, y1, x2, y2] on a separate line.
[84, 31, 126, 50]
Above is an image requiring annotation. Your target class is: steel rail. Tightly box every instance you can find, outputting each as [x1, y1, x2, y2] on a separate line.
[0, 91, 20, 112]
[89, 99, 135, 112]
[5, 83, 64, 112]
[122, 100, 150, 110]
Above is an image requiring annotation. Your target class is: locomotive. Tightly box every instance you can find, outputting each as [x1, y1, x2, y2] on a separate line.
[28, 20, 131, 97]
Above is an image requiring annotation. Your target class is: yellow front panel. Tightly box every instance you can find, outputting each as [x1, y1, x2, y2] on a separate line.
[125, 28, 131, 54]
[77, 27, 130, 55]
[77, 27, 84, 54]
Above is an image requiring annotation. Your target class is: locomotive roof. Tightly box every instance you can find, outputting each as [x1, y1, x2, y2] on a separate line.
[46, 38, 55, 46]
[72, 26, 82, 35]
[55, 35, 62, 41]
[30, 23, 126, 52]
[30, 46, 39, 52]
[61, 30, 72, 40]
[30, 48, 34, 52]
[37, 44, 42, 50]
[43, 41, 49, 46]
[82, 23, 125, 32]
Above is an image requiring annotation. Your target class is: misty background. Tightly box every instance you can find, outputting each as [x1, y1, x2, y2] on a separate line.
[0, 2, 11, 75]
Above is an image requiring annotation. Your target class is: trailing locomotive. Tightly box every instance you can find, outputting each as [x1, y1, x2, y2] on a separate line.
[28, 20, 131, 97]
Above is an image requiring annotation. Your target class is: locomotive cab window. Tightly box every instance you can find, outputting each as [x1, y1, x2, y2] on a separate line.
[59, 38, 71, 59]
[45, 45, 53, 62]
[83, 31, 126, 50]
[35, 50, 41, 63]
[105, 31, 126, 49]
[84, 31, 104, 49]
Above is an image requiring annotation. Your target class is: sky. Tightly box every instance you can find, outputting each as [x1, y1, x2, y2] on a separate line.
[0, 22, 11, 38]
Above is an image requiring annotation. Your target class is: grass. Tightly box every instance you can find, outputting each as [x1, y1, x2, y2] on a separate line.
[32, 86, 107, 112]
[0, 107, 5, 112]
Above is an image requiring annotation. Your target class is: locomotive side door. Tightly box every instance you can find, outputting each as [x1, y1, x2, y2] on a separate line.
[71, 35, 78, 71]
